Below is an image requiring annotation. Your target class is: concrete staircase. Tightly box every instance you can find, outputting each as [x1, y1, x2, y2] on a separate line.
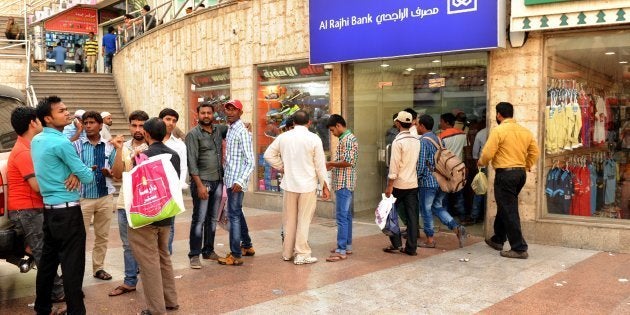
[30, 72, 128, 137]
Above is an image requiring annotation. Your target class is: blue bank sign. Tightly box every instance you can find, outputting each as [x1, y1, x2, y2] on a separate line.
[309, 0, 506, 64]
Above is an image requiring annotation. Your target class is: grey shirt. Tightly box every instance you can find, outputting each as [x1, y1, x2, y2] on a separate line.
[185, 124, 227, 182]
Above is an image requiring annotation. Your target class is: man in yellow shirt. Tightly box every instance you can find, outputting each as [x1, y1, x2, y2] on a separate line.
[478, 102, 539, 259]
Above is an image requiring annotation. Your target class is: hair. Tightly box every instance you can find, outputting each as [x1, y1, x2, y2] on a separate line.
[11, 107, 38, 136]
[293, 110, 309, 125]
[285, 116, 294, 129]
[143, 4, 150, 11]
[392, 113, 398, 120]
[89, 31, 94, 36]
[326, 114, 346, 128]
[496, 102, 514, 118]
[418, 114, 434, 131]
[108, 26, 114, 33]
[74, 43, 81, 48]
[159, 108, 179, 121]
[124, 14, 134, 19]
[199, 3, 205, 7]
[403, 107, 418, 120]
[143, 117, 166, 142]
[399, 122, 412, 129]
[82, 110, 103, 124]
[440, 113, 456, 127]
[197, 102, 214, 113]
[128, 110, 149, 123]
[36, 96, 62, 128]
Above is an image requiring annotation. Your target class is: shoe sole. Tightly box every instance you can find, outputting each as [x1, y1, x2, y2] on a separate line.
[218, 261, 243, 266]
[485, 239, 503, 251]
[294, 261, 317, 265]
[190, 265, 201, 269]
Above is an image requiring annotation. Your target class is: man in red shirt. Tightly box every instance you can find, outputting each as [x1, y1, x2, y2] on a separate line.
[7, 107, 65, 303]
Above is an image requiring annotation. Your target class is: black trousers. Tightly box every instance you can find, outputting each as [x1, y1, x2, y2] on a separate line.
[491, 170, 528, 252]
[389, 187, 418, 252]
[35, 205, 86, 315]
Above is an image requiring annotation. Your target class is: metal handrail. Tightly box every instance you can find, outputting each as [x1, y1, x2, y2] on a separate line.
[26, 84, 38, 108]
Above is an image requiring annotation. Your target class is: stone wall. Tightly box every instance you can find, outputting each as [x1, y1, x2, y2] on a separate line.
[0, 58, 27, 91]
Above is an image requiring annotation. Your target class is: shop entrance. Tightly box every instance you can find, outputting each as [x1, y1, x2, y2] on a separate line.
[347, 52, 488, 218]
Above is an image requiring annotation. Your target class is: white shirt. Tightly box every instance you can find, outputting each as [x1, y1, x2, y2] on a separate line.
[164, 134, 189, 190]
[263, 125, 328, 193]
[442, 133, 467, 160]
[100, 125, 112, 141]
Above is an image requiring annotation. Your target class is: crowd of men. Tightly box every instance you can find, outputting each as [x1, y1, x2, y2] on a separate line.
[5, 96, 537, 314]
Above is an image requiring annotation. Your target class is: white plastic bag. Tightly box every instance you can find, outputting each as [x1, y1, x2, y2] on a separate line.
[471, 168, 488, 195]
[375, 194, 396, 230]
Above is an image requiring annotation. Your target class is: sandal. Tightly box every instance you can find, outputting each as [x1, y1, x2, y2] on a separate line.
[418, 241, 436, 248]
[329, 248, 353, 255]
[94, 270, 112, 280]
[382, 245, 401, 253]
[109, 285, 136, 296]
[50, 305, 67, 315]
[325, 253, 347, 262]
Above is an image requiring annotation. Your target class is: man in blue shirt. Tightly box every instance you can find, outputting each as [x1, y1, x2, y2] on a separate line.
[102, 26, 117, 73]
[32, 96, 95, 315]
[53, 42, 66, 72]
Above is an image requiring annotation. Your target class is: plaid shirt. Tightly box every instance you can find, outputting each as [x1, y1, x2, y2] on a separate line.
[224, 119, 255, 191]
[73, 137, 117, 198]
[417, 132, 443, 188]
[332, 130, 358, 191]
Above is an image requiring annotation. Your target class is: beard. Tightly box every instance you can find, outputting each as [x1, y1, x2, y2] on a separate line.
[133, 133, 144, 141]
[198, 119, 212, 126]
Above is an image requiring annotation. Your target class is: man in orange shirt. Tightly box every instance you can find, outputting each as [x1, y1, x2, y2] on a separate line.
[7, 107, 65, 304]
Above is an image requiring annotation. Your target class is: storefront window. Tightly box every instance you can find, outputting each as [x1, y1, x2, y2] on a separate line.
[544, 29, 630, 220]
[255, 61, 331, 192]
[347, 52, 487, 213]
[187, 69, 231, 129]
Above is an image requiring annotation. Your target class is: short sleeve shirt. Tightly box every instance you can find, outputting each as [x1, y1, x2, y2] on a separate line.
[7, 136, 44, 210]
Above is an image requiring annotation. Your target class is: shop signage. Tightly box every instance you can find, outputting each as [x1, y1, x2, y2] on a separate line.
[257, 62, 326, 81]
[190, 69, 231, 87]
[44, 7, 97, 34]
[309, 0, 505, 64]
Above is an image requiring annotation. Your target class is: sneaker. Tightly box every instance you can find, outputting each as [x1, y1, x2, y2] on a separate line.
[293, 256, 318, 265]
[19, 257, 34, 273]
[456, 226, 467, 248]
[241, 246, 256, 256]
[189, 256, 202, 269]
[282, 256, 292, 261]
[500, 250, 529, 259]
[218, 253, 243, 266]
[202, 252, 220, 260]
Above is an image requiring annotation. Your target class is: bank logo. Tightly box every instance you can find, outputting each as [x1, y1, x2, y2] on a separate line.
[447, 0, 477, 14]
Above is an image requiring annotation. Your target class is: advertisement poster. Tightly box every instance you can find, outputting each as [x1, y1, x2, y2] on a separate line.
[44, 7, 98, 34]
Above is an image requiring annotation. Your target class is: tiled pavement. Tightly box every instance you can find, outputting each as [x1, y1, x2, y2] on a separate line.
[1, 203, 629, 314]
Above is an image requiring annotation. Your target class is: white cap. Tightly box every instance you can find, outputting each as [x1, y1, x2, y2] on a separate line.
[101, 111, 112, 118]
[74, 109, 85, 118]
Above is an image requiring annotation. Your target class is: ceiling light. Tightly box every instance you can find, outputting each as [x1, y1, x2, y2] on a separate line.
[428, 72, 437, 75]
[380, 64, 390, 68]
[605, 52, 615, 55]
[461, 76, 465, 79]
[620, 61, 629, 64]
[481, 79, 485, 82]
[405, 68, 414, 72]
[432, 59, 441, 63]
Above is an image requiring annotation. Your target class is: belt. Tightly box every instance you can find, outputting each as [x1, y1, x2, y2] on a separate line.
[495, 167, 525, 173]
[44, 201, 80, 209]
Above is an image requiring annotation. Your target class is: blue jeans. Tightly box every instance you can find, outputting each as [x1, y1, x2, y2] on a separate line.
[471, 194, 486, 220]
[226, 188, 252, 258]
[448, 190, 466, 220]
[188, 180, 223, 257]
[334, 189, 353, 255]
[168, 222, 174, 255]
[117, 209, 138, 287]
[418, 187, 459, 237]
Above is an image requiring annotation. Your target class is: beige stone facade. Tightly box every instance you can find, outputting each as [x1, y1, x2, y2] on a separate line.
[112, 0, 630, 252]
[0, 58, 27, 91]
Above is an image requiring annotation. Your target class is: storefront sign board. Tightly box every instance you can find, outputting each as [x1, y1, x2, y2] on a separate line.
[44, 7, 98, 34]
[525, 0, 575, 5]
[309, 0, 506, 64]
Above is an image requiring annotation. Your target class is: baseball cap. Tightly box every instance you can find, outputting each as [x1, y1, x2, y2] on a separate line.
[74, 109, 85, 118]
[101, 111, 112, 118]
[395, 110, 413, 123]
[225, 99, 243, 111]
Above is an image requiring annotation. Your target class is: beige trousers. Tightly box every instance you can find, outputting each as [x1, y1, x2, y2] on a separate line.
[282, 190, 317, 259]
[128, 225, 178, 315]
[81, 194, 114, 273]
[86, 54, 97, 73]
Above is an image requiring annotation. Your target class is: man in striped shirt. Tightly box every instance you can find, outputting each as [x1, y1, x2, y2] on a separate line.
[219, 100, 255, 266]
[416, 114, 467, 249]
[73, 111, 117, 281]
[84, 32, 98, 73]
